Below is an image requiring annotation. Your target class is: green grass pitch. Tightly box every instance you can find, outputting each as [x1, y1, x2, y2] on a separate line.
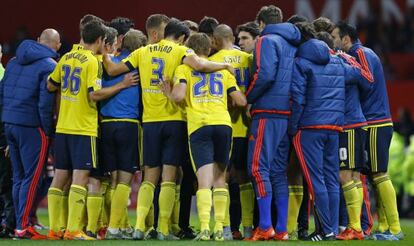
[0, 209, 413, 245]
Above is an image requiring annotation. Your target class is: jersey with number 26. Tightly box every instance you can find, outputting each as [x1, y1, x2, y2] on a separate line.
[49, 46, 102, 137]
[123, 39, 194, 123]
[174, 64, 239, 135]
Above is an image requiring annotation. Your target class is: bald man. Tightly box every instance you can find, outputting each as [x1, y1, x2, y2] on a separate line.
[0, 29, 60, 239]
[209, 24, 254, 240]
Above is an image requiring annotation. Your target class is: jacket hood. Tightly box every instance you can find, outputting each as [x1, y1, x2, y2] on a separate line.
[16, 40, 58, 65]
[261, 23, 301, 46]
[297, 39, 330, 65]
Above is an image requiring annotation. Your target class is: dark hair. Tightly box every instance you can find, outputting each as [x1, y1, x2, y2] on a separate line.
[287, 15, 309, 24]
[313, 17, 335, 33]
[109, 17, 135, 36]
[335, 21, 359, 43]
[105, 27, 118, 45]
[186, 33, 211, 56]
[81, 20, 107, 44]
[145, 14, 170, 31]
[164, 20, 190, 41]
[316, 32, 334, 49]
[79, 14, 105, 33]
[256, 5, 283, 25]
[183, 20, 199, 32]
[295, 22, 317, 43]
[199, 16, 219, 35]
[236, 21, 260, 38]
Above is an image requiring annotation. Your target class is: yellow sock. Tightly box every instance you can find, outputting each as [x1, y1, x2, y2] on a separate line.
[355, 181, 364, 209]
[86, 193, 103, 233]
[342, 181, 362, 231]
[135, 181, 155, 231]
[240, 183, 254, 228]
[99, 182, 108, 228]
[171, 184, 181, 234]
[223, 184, 230, 227]
[60, 192, 68, 231]
[197, 189, 212, 231]
[145, 204, 154, 231]
[287, 185, 303, 233]
[158, 182, 176, 235]
[48, 188, 63, 232]
[374, 175, 401, 234]
[67, 185, 87, 232]
[109, 183, 131, 229]
[213, 188, 228, 232]
[121, 207, 130, 229]
[103, 186, 114, 227]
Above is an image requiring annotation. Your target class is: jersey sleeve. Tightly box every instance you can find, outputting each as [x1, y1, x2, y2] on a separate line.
[173, 65, 189, 85]
[87, 58, 102, 93]
[48, 59, 62, 85]
[122, 48, 141, 71]
[226, 72, 240, 94]
[177, 45, 195, 62]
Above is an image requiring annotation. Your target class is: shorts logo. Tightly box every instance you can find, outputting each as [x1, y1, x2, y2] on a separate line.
[339, 148, 347, 161]
[86, 162, 91, 166]
[249, 134, 255, 141]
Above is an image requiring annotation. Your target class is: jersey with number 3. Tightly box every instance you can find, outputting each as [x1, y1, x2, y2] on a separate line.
[174, 64, 239, 135]
[209, 49, 252, 138]
[123, 39, 195, 123]
[49, 46, 102, 137]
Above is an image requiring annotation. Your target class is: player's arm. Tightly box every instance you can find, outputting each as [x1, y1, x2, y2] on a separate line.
[38, 71, 55, 137]
[183, 55, 234, 75]
[102, 54, 130, 76]
[229, 90, 247, 107]
[89, 72, 139, 102]
[289, 61, 308, 136]
[245, 37, 278, 103]
[226, 72, 247, 107]
[338, 54, 373, 91]
[168, 81, 187, 103]
[47, 63, 62, 92]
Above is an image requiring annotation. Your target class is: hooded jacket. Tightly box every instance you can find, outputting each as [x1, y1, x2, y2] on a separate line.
[0, 40, 58, 136]
[246, 23, 301, 119]
[290, 39, 348, 134]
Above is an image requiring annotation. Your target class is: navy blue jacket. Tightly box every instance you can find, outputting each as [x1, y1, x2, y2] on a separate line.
[337, 52, 372, 129]
[348, 41, 392, 125]
[100, 50, 140, 120]
[246, 23, 301, 119]
[290, 39, 347, 135]
[0, 40, 58, 136]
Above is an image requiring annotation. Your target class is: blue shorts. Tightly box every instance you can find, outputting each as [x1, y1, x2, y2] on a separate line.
[230, 137, 248, 171]
[54, 133, 97, 170]
[142, 121, 186, 167]
[364, 125, 393, 174]
[339, 127, 367, 171]
[100, 121, 139, 173]
[189, 125, 232, 170]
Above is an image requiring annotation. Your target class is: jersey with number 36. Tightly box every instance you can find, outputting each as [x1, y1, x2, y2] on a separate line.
[49, 45, 102, 137]
[123, 39, 195, 123]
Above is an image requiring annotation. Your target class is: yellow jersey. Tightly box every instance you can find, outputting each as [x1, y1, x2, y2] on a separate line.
[49, 45, 102, 136]
[70, 43, 83, 52]
[209, 49, 252, 138]
[174, 64, 239, 135]
[123, 39, 195, 123]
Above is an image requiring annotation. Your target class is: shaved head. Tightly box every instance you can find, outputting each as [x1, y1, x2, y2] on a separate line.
[212, 24, 234, 50]
[38, 29, 61, 52]
[213, 24, 234, 41]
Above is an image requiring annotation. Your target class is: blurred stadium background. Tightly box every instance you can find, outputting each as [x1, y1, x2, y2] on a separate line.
[1, 0, 414, 226]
